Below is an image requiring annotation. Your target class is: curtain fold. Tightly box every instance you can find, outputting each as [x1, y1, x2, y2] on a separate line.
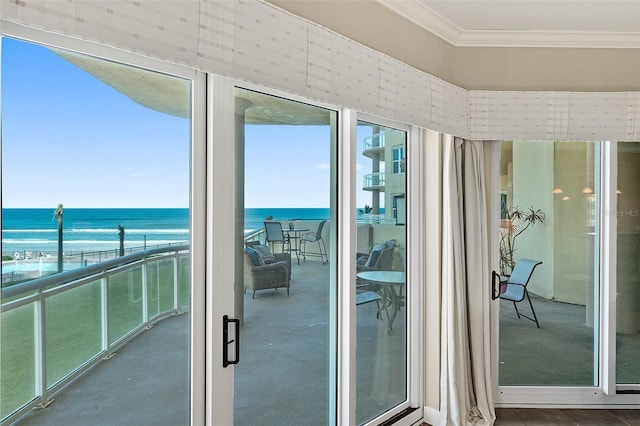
[440, 137, 495, 426]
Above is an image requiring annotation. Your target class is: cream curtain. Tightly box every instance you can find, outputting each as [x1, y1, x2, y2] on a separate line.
[440, 136, 495, 426]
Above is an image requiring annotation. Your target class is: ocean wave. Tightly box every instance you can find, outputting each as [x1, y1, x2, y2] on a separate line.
[4, 228, 189, 234]
[2, 238, 187, 244]
[2, 239, 57, 243]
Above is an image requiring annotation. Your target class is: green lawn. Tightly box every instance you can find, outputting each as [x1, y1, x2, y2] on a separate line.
[0, 257, 190, 420]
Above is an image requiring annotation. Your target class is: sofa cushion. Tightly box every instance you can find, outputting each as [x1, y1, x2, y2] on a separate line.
[253, 244, 277, 264]
[245, 246, 264, 266]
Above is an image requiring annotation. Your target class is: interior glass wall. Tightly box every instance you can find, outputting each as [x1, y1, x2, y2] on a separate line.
[498, 141, 600, 386]
[616, 141, 640, 385]
[355, 121, 407, 423]
[236, 88, 336, 425]
[1, 37, 191, 423]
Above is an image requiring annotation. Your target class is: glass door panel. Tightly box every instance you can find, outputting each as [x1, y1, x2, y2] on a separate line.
[355, 121, 407, 423]
[235, 88, 336, 425]
[616, 141, 640, 385]
[1, 37, 192, 423]
[498, 141, 600, 386]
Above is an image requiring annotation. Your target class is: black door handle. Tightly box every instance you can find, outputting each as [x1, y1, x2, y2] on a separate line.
[491, 271, 502, 300]
[223, 315, 240, 367]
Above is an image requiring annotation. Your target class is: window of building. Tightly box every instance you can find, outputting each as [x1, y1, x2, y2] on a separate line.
[392, 146, 405, 174]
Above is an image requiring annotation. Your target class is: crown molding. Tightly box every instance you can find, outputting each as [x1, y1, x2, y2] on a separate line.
[458, 31, 640, 49]
[378, 0, 461, 45]
[378, 0, 640, 49]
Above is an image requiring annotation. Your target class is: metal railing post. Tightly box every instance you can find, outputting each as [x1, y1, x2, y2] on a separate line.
[142, 260, 150, 328]
[173, 254, 181, 314]
[101, 276, 114, 359]
[33, 291, 53, 408]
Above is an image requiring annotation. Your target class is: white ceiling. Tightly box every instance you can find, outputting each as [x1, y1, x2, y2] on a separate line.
[378, 0, 640, 48]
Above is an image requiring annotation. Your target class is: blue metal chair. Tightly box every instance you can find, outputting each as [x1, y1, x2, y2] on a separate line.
[300, 220, 328, 264]
[264, 221, 291, 254]
[492, 258, 543, 328]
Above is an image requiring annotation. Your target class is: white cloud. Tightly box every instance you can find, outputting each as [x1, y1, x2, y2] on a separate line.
[316, 163, 330, 170]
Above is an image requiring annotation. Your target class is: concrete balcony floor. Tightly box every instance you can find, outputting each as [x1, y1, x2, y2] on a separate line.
[13, 258, 406, 425]
[11, 258, 640, 425]
[499, 294, 640, 386]
[15, 311, 190, 426]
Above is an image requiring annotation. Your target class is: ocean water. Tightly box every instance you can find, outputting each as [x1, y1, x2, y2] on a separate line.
[1, 207, 330, 257]
[244, 208, 330, 233]
[2, 208, 189, 256]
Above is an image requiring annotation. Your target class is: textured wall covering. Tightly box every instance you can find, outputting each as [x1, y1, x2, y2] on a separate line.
[1, 0, 638, 140]
[468, 91, 640, 141]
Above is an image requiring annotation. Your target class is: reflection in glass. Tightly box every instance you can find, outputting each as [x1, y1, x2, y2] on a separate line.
[236, 88, 336, 425]
[616, 142, 640, 385]
[499, 141, 599, 386]
[356, 122, 407, 423]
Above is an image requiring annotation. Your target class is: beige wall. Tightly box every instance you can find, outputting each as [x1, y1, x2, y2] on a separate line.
[551, 143, 594, 306]
[506, 142, 599, 306]
[510, 142, 555, 299]
[270, 0, 640, 92]
[455, 47, 640, 91]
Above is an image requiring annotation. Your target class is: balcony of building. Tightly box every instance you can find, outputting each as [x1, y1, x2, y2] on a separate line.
[362, 172, 386, 192]
[362, 133, 385, 159]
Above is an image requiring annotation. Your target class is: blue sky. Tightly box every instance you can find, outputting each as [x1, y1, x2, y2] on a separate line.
[2, 37, 372, 209]
[244, 124, 333, 208]
[1, 37, 190, 208]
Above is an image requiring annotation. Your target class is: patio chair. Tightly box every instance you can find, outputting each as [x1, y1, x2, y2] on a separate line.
[246, 241, 291, 279]
[356, 284, 389, 320]
[264, 221, 291, 254]
[244, 245, 290, 299]
[300, 220, 328, 264]
[492, 258, 543, 328]
[357, 241, 395, 272]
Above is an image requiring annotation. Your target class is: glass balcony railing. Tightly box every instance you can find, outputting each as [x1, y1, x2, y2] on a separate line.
[363, 172, 385, 189]
[362, 133, 385, 151]
[0, 246, 189, 423]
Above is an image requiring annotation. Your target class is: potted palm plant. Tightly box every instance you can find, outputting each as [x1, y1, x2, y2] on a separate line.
[499, 205, 545, 275]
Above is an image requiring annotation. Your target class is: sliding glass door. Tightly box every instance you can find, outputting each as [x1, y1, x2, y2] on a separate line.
[1, 36, 195, 424]
[497, 140, 600, 387]
[233, 87, 338, 425]
[209, 83, 422, 424]
[496, 139, 640, 404]
[355, 121, 408, 423]
[616, 142, 640, 389]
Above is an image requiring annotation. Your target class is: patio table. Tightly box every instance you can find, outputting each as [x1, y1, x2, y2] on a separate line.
[356, 271, 405, 332]
[282, 227, 309, 264]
